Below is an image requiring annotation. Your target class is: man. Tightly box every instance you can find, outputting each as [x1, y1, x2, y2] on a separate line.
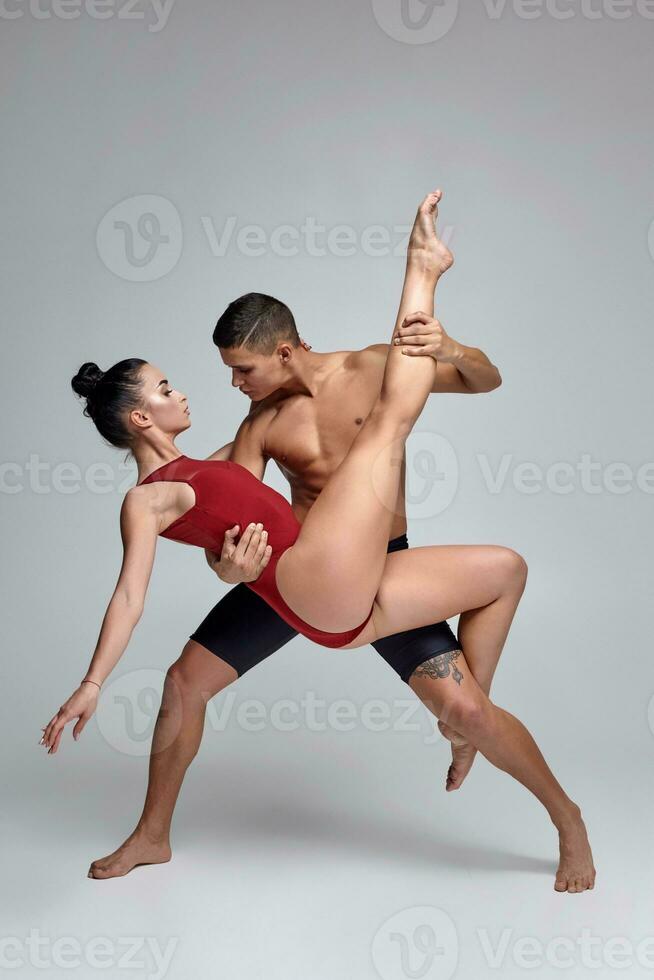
[89, 194, 595, 892]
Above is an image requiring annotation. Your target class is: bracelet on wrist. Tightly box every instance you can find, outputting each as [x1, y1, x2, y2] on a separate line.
[81, 679, 102, 690]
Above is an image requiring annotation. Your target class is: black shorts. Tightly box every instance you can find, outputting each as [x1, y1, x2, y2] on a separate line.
[190, 533, 461, 684]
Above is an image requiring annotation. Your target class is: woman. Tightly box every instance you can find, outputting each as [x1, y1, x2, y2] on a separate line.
[41, 190, 596, 892]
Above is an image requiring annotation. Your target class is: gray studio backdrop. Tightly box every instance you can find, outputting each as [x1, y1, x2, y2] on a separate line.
[2, 1, 653, 978]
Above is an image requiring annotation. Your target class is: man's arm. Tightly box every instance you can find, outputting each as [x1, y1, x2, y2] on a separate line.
[203, 404, 273, 585]
[228, 406, 272, 479]
[204, 399, 261, 462]
[205, 441, 233, 462]
[365, 316, 501, 394]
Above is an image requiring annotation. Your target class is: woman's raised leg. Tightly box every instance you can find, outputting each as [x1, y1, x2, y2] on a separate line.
[276, 189, 452, 631]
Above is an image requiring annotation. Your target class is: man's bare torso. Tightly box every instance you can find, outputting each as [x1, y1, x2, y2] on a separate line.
[241, 346, 408, 539]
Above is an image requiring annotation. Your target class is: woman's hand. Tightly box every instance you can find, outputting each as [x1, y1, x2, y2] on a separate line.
[39, 683, 99, 755]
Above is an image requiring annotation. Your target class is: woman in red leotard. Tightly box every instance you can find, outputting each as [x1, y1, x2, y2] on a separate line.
[136, 452, 370, 647]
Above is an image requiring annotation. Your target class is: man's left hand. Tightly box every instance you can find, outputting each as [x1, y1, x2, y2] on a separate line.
[393, 313, 460, 363]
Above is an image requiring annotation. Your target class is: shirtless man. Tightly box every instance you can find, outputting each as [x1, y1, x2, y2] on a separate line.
[88, 194, 595, 892]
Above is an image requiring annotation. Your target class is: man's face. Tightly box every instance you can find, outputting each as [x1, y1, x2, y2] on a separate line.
[219, 344, 288, 401]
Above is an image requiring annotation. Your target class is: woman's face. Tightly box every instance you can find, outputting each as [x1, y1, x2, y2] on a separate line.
[134, 362, 191, 437]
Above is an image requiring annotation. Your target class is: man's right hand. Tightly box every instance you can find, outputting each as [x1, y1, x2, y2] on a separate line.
[205, 523, 272, 585]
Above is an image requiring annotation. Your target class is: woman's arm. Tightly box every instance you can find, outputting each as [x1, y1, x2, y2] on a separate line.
[40, 489, 159, 754]
[81, 489, 159, 685]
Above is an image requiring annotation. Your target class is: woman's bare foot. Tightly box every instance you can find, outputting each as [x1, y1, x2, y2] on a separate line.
[407, 189, 454, 278]
[438, 720, 478, 791]
[554, 805, 597, 893]
[87, 827, 171, 879]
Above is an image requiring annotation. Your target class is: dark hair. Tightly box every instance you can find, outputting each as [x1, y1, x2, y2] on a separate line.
[213, 292, 300, 354]
[71, 358, 148, 449]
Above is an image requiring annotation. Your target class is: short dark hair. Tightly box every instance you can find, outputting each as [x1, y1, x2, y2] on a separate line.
[213, 293, 300, 354]
[71, 358, 147, 450]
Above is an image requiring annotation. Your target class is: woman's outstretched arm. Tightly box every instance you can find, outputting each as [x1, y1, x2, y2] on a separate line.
[39, 490, 159, 754]
[82, 490, 159, 684]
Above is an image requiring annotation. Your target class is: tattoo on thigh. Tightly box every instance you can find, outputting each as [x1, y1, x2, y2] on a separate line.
[413, 649, 463, 685]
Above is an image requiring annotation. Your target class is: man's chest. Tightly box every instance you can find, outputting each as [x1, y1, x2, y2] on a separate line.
[263, 383, 378, 478]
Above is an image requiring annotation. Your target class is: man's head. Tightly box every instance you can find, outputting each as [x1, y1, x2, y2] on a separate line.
[213, 292, 303, 401]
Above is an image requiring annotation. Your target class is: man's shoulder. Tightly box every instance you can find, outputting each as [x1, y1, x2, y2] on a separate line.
[237, 392, 286, 442]
[242, 397, 278, 427]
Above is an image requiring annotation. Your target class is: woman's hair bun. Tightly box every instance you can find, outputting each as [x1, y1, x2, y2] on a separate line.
[70, 356, 147, 450]
[71, 362, 104, 399]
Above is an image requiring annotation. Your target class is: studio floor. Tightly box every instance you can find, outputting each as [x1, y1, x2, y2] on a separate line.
[8, 723, 652, 980]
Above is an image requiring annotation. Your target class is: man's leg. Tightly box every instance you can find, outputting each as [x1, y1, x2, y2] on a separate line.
[352, 536, 595, 892]
[408, 648, 596, 893]
[88, 585, 298, 879]
[413, 549, 529, 789]
[371, 537, 525, 792]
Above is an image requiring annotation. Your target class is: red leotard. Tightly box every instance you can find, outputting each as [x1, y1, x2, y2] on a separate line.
[138, 454, 374, 648]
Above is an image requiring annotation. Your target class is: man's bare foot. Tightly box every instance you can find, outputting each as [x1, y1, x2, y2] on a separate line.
[438, 720, 477, 791]
[87, 827, 171, 879]
[554, 805, 597, 893]
[407, 189, 454, 278]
